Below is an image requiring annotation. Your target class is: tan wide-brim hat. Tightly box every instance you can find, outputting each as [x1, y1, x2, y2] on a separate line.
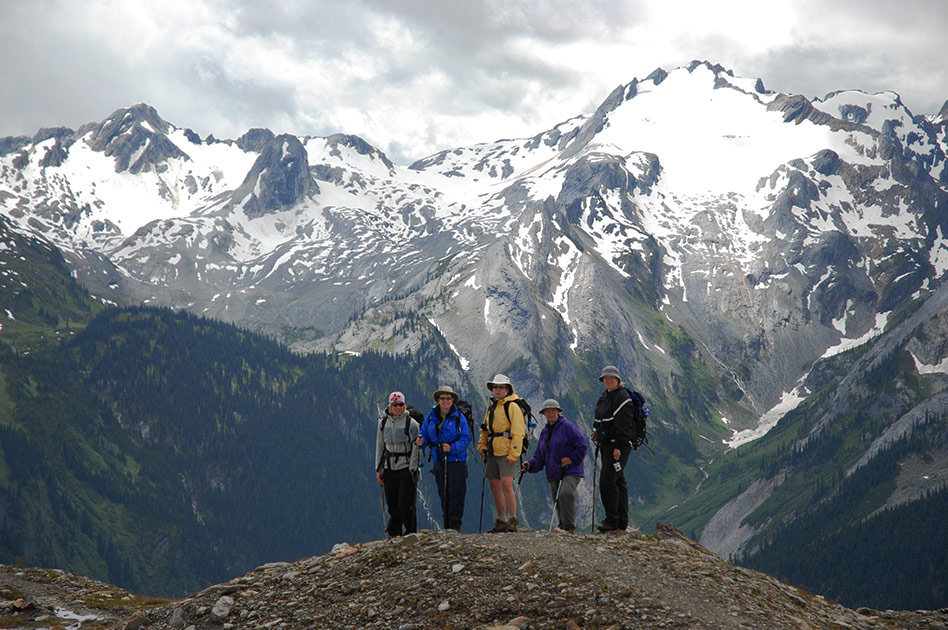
[432, 385, 459, 403]
[486, 373, 514, 395]
[539, 399, 562, 413]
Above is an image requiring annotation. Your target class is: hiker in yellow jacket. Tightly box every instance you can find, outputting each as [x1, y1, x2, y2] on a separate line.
[478, 373, 526, 532]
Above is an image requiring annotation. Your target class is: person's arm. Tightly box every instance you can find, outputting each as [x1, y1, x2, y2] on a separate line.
[409, 419, 421, 473]
[567, 422, 588, 464]
[375, 419, 385, 484]
[525, 427, 546, 472]
[614, 393, 637, 450]
[477, 409, 489, 453]
[507, 402, 526, 461]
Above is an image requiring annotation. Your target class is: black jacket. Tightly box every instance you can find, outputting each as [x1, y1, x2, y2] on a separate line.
[594, 387, 636, 449]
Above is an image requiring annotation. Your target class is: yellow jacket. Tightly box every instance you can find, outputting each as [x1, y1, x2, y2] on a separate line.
[478, 394, 527, 459]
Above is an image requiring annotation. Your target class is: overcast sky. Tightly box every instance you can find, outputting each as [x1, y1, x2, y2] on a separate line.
[2, 0, 947, 165]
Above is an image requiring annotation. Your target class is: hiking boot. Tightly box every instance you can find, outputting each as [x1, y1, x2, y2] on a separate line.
[597, 520, 618, 532]
[488, 519, 510, 533]
[506, 516, 519, 532]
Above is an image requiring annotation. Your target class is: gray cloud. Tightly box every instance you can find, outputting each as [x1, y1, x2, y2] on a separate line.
[1, 0, 946, 165]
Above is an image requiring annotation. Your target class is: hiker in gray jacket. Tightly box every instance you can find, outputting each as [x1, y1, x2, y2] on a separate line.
[376, 391, 421, 536]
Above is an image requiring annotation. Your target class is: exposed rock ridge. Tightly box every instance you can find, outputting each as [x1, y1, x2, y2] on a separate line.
[4, 526, 946, 630]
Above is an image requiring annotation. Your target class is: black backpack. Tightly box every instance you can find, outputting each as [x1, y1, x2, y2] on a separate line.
[626, 389, 649, 449]
[484, 398, 537, 455]
[456, 399, 478, 439]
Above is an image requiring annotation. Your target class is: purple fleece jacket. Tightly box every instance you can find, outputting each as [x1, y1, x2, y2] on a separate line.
[526, 415, 588, 480]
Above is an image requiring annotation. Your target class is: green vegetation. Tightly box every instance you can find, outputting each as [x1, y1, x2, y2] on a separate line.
[0, 216, 105, 351]
[743, 430, 948, 610]
[0, 305, 458, 597]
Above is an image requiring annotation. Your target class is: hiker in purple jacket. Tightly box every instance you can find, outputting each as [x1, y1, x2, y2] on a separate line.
[520, 399, 587, 531]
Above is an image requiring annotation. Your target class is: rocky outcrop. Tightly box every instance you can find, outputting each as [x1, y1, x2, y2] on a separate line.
[4, 528, 945, 630]
[231, 134, 318, 219]
[87, 104, 190, 174]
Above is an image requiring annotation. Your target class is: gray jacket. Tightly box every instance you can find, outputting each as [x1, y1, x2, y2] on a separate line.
[375, 409, 420, 472]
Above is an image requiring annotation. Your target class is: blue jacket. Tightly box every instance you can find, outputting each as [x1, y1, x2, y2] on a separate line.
[527, 415, 587, 481]
[419, 404, 471, 463]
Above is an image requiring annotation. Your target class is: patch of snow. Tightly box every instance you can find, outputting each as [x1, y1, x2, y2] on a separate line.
[727, 386, 807, 449]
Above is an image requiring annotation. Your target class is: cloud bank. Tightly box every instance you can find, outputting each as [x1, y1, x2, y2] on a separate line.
[2, 0, 946, 164]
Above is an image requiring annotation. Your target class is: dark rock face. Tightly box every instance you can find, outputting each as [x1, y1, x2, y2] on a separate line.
[32, 127, 74, 145]
[87, 104, 190, 174]
[232, 134, 319, 218]
[0, 135, 31, 155]
[237, 128, 275, 153]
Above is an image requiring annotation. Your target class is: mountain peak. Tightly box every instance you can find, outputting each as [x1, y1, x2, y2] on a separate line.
[87, 103, 189, 174]
[230, 133, 319, 218]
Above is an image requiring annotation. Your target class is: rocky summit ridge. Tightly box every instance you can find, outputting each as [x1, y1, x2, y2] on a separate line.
[2, 525, 946, 630]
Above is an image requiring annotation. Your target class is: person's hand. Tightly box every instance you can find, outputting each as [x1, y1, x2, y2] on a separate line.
[521, 462, 531, 472]
[590, 432, 598, 443]
[410, 469, 419, 481]
[442, 443, 451, 453]
[480, 450, 487, 462]
[506, 456, 517, 466]
[613, 448, 620, 461]
[560, 456, 572, 467]
[376, 471, 384, 485]
[415, 437, 424, 447]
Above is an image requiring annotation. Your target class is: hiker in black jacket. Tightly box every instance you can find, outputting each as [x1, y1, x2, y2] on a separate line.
[592, 365, 636, 532]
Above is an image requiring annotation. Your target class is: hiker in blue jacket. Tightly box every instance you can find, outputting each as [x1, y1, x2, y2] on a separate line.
[416, 385, 471, 531]
[521, 399, 587, 531]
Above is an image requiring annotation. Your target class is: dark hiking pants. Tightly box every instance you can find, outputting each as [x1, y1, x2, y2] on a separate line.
[433, 460, 467, 530]
[383, 467, 417, 536]
[598, 446, 631, 529]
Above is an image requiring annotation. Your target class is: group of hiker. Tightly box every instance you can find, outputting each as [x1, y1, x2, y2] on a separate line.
[374, 365, 646, 536]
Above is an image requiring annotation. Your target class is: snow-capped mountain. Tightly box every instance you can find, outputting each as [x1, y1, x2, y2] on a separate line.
[4, 61, 948, 517]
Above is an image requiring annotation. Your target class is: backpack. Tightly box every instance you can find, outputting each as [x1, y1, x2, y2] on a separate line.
[626, 388, 649, 448]
[455, 399, 476, 442]
[484, 398, 537, 456]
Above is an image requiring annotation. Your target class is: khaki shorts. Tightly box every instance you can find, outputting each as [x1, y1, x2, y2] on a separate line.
[484, 454, 517, 480]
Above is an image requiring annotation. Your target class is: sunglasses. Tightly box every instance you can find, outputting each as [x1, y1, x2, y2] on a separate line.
[391, 402, 405, 407]
[438, 396, 454, 401]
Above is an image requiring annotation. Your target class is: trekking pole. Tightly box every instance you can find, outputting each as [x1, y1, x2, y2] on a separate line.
[380, 483, 387, 535]
[410, 469, 418, 534]
[440, 444, 449, 531]
[549, 466, 567, 532]
[478, 457, 487, 533]
[591, 442, 600, 533]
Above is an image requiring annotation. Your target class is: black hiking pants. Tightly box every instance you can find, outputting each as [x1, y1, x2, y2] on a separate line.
[598, 445, 631, 529]
[433, 460, 467, 530]
[383, 467, 417, 536]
